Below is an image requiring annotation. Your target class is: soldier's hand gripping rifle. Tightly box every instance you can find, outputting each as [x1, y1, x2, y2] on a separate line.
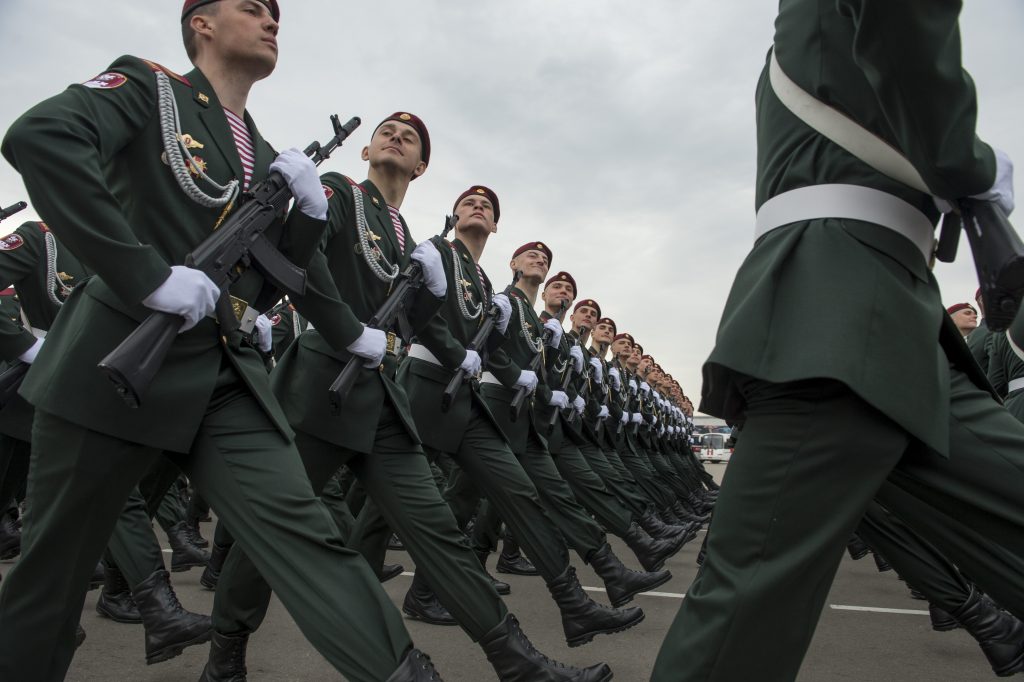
[99, 115, 361, 408]
[441, 270, 523, 412]
[547, 324, 589, 431]
[509, 299, 568, 422]
[935, 199, 1024, 333]
[328, 214, 458, 415]
[0, 202, 27, 223]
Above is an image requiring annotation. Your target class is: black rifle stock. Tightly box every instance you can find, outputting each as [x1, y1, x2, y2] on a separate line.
[327, 214, 458, 415]
[98, 115, 361, 408]
[0, 202, 27, 222]
[509, 299, 568, 422]
[936, 199, 1024, 333]
[441, 270, 522, 412]
[546, 325, 589, 431]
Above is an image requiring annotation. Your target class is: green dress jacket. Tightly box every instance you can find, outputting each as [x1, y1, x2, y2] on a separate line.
[986, 333, 1024, 421]
[397, 238, 514, 453]
[272, 175, 441, 455]
[700, 1, 996, 456]
[1, 56, 340, 453]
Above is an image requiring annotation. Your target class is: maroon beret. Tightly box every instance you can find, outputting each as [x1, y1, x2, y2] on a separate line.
[633, 341, 644, 355]
[544, 271, 577, 296]
[374, 112, 430, 166]
[453, 186, 500, 223]
[573, 299, 601, 318]
[947, 302, 976, 316]
[597, 317, 617, 333]
[613, 332, 634, 344]
[182, 0, 279, 22]
[512, 241, 553, 266]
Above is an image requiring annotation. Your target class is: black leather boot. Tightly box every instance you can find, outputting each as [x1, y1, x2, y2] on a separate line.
[623, 521, 686, 572]
[546, 565, 645, 647]
[638, 510, 688, 542]
[402, 572, 457, 626]
[200, 542, 231, 590]
[871, 551, 892, 572]
[480, 613, 613, 682]
[0, 509, 20, 560]
[96, 561, 142, 624]
[185, 516, 209, 549]
[386, 647, 443, 681]
[133, 569, 212, 664]
[846, 534, 870, 560]
[75, 623, 86, 649]
[198, 631, 248, 682]
[496, 539, 538, 576]
[589, 542, 671, 607]
[952, 589, 1024, 677]
[381, 562, 406, 583]
[88, 561, 105, 590]
[476, 549, 510, 596]
[388, 533, 405, 551]
[929, 603, 960, 632]
[168, 521, 211, 572]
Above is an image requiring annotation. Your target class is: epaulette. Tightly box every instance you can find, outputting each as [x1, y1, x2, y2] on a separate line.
[0, 287, 15, 297]
[141, 59, 191, 87]
[343, 176, 370, 196]
[36, 221, 49, 233]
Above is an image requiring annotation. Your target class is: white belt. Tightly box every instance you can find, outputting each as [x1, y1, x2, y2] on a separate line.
[1009, 377, 1024, 394]
[407, 343, 441, 366]
[754, 184, 935, 264]
[480, 372, 502, 385]
[30, 328, 46, 340]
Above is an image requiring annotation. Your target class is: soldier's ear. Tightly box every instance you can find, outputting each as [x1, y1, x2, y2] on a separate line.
[360, 146, 370, 162]
[410, 161, 427, 180]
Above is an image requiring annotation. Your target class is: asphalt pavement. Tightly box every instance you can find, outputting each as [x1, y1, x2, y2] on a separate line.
[14, 463, 997, 681]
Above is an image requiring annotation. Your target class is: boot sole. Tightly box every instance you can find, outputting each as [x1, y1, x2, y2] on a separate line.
[95, 602, 143, 625]
[566, 610, 645, 647]
[171, 561, 208, 573]
[199, 574, 219, 590]
[610, 571, 672, 608]
[496, 566, 540, 576]
[145, 628, 212, 665]
[401, 606, 458, 627]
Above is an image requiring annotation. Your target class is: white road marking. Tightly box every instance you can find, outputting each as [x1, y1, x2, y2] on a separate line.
[830, 605, 928, 615]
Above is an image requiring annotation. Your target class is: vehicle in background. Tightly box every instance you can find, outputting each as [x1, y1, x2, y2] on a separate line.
[697, 432, 733, 463]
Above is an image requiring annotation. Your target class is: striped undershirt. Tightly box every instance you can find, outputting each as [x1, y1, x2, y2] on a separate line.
[387, 205, 407, 253]
[223, 108, 254, 190]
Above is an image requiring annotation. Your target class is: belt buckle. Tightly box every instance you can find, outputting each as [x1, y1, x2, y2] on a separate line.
[385, 331, 398, 356]
[231, 295, 259, 334]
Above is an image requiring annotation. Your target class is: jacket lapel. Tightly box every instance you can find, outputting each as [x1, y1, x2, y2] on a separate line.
[186, 68, 245, 187]
[362, 180, 404, 264]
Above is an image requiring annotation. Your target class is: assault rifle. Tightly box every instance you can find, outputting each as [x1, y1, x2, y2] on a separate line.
[509, 299, 568, 422]
[99, 115, 361, 407]
[546, 324, 589, 431]
[0, 202, 27, 222]
[328, 214, 457, 414]
[935, 199, 1024, 332]
[441, 270, 522, 412]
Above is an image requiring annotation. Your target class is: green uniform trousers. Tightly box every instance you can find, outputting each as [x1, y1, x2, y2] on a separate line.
[0, 378, 411, 682]
[652, 370, 1024, 681]
[551, 442, 634, 537]
[212, 402, 506, 642]
[617, 442, 677, 510]
[578, 441, 652, 517]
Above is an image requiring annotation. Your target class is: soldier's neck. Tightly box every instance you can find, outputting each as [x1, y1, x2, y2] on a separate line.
[366, 167, 411, 210]
[196, 60, 256, 118]
[545, 303, 567, 321]
[456, 230, 489, 264]
[518, 278, 540, 305]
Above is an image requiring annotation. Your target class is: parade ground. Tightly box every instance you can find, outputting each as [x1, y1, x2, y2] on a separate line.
[54, 463, 996, 681]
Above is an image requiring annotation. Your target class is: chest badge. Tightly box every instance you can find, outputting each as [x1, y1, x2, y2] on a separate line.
[179, 133, 205, 150]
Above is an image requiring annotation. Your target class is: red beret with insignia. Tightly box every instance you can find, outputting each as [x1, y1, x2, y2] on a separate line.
[453, 186, 500, 223]
[947, 302, 976, 316]
[597, 317, 617, 333]
[374, 112, 431, 166]
[613, 332, 634, 344]
[544, 271, 577, 297]
[512, 241, 553, 266]
[633, 341, 644, 355]
[573, 299, 601, 318]
[182, 0, 280, 22]
[641, 354, 654, 362]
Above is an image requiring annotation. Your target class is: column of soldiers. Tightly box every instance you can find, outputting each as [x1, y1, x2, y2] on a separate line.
[0, 1, 715, 681]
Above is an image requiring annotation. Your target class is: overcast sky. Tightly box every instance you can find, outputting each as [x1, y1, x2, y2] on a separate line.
[1, 2, 1020, 410]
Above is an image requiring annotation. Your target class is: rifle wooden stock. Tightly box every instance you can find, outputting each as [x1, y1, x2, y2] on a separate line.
[98, 116, 360, 407]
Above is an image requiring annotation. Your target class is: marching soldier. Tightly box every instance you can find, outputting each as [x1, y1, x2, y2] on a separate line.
[653, 2, 1024, 679]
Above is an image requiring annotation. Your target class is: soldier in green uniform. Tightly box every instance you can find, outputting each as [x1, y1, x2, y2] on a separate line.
[947, 302, 978, 338]
[652, 2, 1024, 679]
[965, 289, 992, 369]
[207, 122, 613, 681]
[0, 2, 445, 680]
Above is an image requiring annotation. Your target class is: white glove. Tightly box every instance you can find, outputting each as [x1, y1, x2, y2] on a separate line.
[142, 265, 219, 331]
[639, 381, 650, 394]
[543, 318, 564, 348]
[934, 148, 1015, 216]
[569, 345, 584, 373]
[628, 378, 638, 394]
[346, 326, 387, 368]
[631, 412, 642, 424]
[491, 293, 512, 333]
[515, 369, 538, 393]
[548, 390, 569, 409]
[411, 241, 446, 298]
[18, 338, 43, 364]
[608, 366, 621, 390]
[253, 314, 273, 353]
[270, 148, 327, 221]
[658, 425, 665, 437]
[573, 395, 586, 415]
[652, 415, 658, 426]
[597, 405, 610, 420]
[620, 411, 629, 424]
[460, 349, 482, 375]
[588, 357, 603, 383]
